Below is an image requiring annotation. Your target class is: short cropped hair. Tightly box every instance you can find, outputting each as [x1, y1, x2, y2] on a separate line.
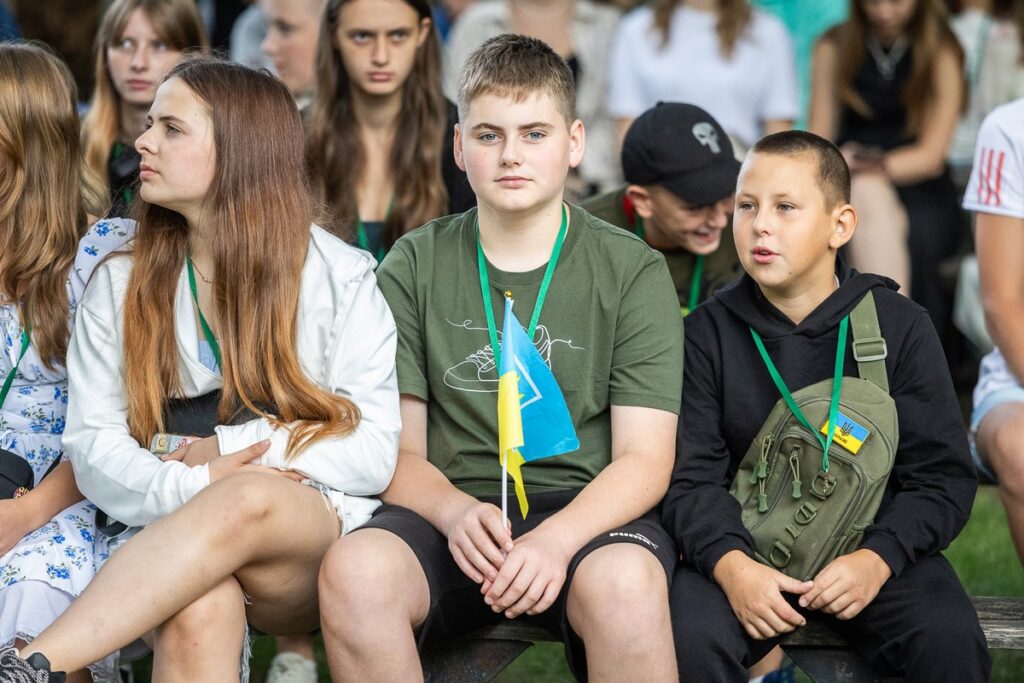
[457, 34, 576, 126]
[750, 131, 851, 209]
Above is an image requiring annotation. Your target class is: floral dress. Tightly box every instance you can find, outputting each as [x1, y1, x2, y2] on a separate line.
[0, 218, 133, 682]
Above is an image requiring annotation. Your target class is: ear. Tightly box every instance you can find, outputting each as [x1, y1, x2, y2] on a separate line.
[417, 16, 432, 47]
[453, 122, 466, 172]
[625, 184, 654, 219]
[568, 118, 586, 169]
[828, 202, 857, 250]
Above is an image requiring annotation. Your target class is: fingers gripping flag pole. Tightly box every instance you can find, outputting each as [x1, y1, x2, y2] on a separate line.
[498, 297, 579, 519]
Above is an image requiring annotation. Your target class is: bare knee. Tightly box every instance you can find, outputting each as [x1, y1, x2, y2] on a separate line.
[981, 406, 1024, 496]
[568, 544, 669, 637]
[202, 472, 278, 542]
[318, 530, 428, 636]
[157, 578, 246, 652]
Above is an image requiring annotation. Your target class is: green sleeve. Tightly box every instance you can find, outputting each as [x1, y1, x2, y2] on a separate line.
[609, 251, 684, 414]
[376, 244, 429, 400]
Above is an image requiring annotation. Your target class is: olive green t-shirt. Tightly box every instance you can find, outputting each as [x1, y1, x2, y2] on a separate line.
[376, 204, 683, 497]
[582, 188, 744, 311]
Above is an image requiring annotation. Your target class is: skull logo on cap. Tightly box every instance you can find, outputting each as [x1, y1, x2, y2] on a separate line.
[691, 122, 721, 154]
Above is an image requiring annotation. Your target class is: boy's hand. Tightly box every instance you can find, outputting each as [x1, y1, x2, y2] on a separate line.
[714, 550, 813, 640]
[483, 527, 571, 618]
[800, 548, 891, 620]
[446, 501, 513, 585]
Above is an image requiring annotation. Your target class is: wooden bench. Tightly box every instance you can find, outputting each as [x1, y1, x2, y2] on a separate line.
[422, 596, 1023, 682]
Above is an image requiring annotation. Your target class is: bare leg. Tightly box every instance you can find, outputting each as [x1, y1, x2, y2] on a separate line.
[567, 544, 677, 683]
[149, 577, 247, 683]
[319, 529, 430, 681]
[275, 634, 314, 661]
[12, 640, 90, 683]
[22, 472, 339, 674]
[847, 172, 911, 296]
[976, 402, 1024, 566]
[748, 646, 785, 677]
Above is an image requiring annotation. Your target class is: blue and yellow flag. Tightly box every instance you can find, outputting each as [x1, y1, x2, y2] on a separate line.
[498, 298, 580, 517]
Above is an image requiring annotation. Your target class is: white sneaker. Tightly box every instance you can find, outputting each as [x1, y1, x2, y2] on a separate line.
[265, 652, 316, 683]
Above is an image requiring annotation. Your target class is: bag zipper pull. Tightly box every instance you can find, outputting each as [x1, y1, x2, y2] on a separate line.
[789, 448, 802, 499]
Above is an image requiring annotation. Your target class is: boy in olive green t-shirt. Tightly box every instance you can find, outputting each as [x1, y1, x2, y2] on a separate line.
[318, 35, 683, 681]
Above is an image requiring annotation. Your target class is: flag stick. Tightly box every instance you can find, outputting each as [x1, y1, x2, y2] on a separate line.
[502, 454, 508, 525]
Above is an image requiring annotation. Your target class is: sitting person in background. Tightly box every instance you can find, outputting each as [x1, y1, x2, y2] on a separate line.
[582, 102, 741, 315]
[948, 0, 1024, 186]
[259, 0, 325, 110]
[609, 0, 798, 157]
[81, 0, 207, 219]
[444, 0, 623, 198]
[306, 0, 473, 261]
[965, 96, 1024, 568]
[665, 130, 988, 681]
[808, 0, 964, 338]
[0, 42, 135, 683]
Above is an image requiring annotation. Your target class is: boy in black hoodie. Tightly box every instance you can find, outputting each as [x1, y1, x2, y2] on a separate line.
[663, 131, 990, 681]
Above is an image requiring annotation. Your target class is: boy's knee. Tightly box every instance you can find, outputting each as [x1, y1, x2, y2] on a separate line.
[319, 530, 426, 630]
[570, 544, 668, 629]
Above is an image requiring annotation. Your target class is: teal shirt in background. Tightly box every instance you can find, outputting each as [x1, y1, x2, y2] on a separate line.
[753, 0, 849, 129]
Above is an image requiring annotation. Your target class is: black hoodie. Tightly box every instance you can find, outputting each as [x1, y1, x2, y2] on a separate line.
[662, 260, 978, 580]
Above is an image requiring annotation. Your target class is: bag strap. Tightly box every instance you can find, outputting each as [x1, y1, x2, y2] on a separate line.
[849, 291, 888, 392]
[0, 328, 30, 411]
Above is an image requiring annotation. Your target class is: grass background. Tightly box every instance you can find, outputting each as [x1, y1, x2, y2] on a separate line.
[131, 485, 1023, 682]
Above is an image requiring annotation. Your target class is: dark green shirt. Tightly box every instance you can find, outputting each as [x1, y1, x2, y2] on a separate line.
[582, 188, 743, 311]
[377, 205, 683, 497]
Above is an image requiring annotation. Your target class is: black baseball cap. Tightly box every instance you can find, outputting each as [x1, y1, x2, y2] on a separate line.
[622, 102, 740, 206]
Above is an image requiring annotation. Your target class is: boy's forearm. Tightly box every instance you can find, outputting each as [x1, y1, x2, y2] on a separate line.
[381, 451, 478, 536]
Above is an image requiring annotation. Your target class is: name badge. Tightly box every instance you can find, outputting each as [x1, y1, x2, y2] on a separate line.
[820, 411, 870, 454]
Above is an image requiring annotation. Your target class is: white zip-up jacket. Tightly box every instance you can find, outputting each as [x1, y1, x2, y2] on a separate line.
[63, 226, 400, 532]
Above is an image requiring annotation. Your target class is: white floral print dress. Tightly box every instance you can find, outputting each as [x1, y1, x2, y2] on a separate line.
[0, 218, 133, 682]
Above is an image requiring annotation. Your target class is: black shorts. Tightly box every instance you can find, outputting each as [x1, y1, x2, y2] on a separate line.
[356, 488, 677, 681]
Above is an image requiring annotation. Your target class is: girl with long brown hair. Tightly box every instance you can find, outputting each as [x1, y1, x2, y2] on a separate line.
[608, 0, 799, 155]
[0, 42, 134, 683]
[0, 57, 400, 682]
[809, 0, 964, 336]
[307, 0, 473, 259]
[81, 0, 207, 218]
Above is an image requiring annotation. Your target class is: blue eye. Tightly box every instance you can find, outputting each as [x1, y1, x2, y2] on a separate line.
[526, 131, 545, 141]
[479, 133, 498, 142]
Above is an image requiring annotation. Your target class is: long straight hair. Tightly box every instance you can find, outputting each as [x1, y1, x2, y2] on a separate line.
[652, 0, 752, 58]
[0, 43, 104, 370]
[121, 58, 360, 457]
[831, 0, 964, 135]
[81, 0, 207, 201]
[306, 0, 447, 247]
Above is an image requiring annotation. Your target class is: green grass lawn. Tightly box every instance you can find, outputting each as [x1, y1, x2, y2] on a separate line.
[132, 486, 1022, 682]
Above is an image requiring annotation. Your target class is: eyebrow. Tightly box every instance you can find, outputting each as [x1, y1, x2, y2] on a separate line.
[149, 114, 188, 127]
[470, 122, 556, 133]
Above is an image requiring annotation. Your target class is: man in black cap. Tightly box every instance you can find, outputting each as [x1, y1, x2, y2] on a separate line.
[583, 102, 742, 315]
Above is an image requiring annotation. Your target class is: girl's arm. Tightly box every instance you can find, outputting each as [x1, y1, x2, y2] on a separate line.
[0, 461, 82, 555]
[882, 45, 963, 184]
[807, 37, 841, 141]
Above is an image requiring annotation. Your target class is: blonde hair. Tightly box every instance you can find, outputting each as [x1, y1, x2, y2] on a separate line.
[652, 0, 752, 58]
[123, 58, 360, 457]
[457, 33, 576, 126]
[0, 43, 105, 370]
[81, 0, 207, 203]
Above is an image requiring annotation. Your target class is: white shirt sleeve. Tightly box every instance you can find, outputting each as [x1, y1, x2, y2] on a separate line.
[64, 262, 211, 528]
[607, 12, 651, 120]
[214, 266, 400, 497]
[756, 14, 800, 123]
[963, 103, 1024, 218]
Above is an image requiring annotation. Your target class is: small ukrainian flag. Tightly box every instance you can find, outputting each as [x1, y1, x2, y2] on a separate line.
[820, 410, 870, 454]
[498, 297, 580, 517]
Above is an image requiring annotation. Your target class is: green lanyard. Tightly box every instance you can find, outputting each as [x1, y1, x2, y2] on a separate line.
[356, 198, 393, 263]
[186, 255, 222, 371]
[477, 205, 568, 370]
[0, 328, 30, 410]
[634, 216, 703, 313]
[749, 316, 849, 472]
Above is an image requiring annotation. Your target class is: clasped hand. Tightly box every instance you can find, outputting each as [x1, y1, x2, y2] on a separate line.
[447, 502, 570, 619]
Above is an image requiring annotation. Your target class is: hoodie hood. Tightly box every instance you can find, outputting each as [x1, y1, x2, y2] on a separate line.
[712, 258, 900, 339]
